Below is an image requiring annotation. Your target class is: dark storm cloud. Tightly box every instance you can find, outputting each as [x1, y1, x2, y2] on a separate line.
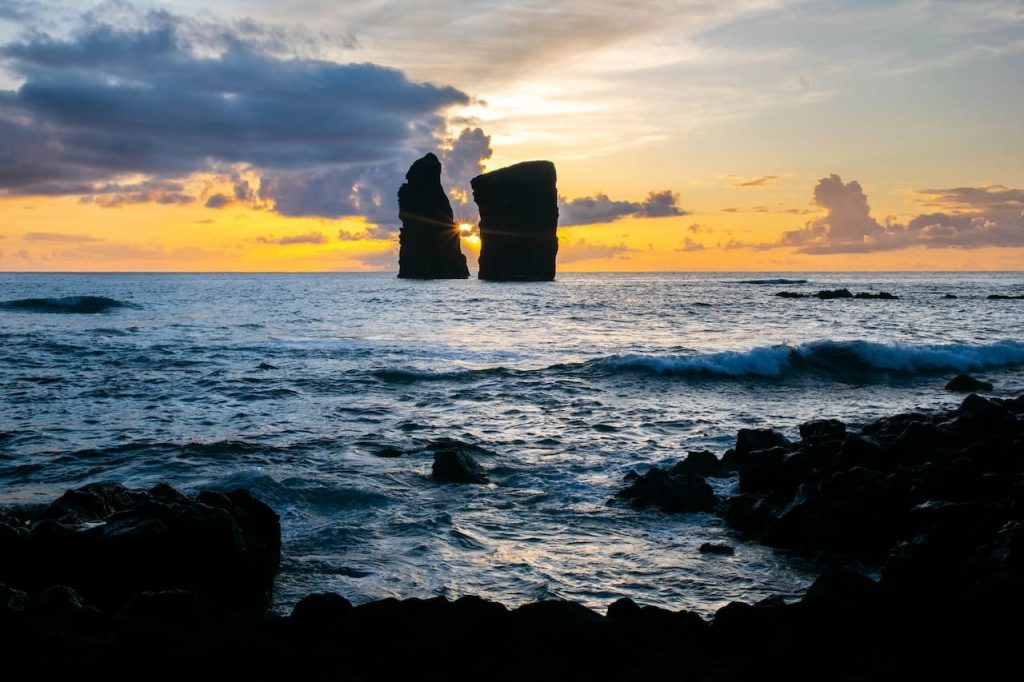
[778, 175, 1024, 253]
[558, 190, 685, 226]
[205, 193, 232, 209]
[0, 8, 468, 220]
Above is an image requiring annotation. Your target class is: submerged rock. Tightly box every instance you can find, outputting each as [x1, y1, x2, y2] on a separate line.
[472, 161, 559, 281]
[854, 291, 898, 299]
[945, 374, 993, 392]
[432, 447, 489, 484]
[397, 153, 469, 279]
[988, 294, 1024, 300]
[699, 542, 735, 556]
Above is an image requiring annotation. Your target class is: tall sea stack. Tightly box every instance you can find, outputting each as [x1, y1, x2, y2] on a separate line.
[397, 153, 469, 279]
[471, 161, 558, 281]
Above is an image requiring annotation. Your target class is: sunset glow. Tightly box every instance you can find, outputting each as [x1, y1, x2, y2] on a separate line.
[0, 1, 1021, 272]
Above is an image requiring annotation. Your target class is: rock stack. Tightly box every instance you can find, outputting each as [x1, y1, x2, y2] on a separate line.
[397, 153, 469, 279]
[471, 161, 558, 281]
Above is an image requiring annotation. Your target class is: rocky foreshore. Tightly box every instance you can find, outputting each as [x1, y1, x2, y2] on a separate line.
[3, 394, 1022, 679]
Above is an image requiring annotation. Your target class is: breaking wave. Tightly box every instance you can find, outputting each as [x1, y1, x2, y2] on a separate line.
[597, 340, 1024, 379]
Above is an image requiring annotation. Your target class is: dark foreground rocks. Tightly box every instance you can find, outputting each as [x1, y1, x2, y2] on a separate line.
[0, 482, 280, 613]
[2, 567, 1015, 681]
[472, 160, 559, 281]
[397, 153, 470, 279]
[3, 456, 1021, 680]
[612, 392, 1024, 606]
[431, 445, 489, 483]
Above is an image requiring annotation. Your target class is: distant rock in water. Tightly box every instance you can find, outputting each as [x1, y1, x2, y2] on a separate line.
[942, 293, 958, 299]
[472, 161, 558, 281]
[0, 296, 136, 314]
[397, 153, 469, 279]
[854, 291, 898, 299]
[988, 294, 1024, 300]
[774, 289, 898, 300]
[945, 374, 993, 392]
[815, 288, 853, 299]
[699, 542, 735, 556]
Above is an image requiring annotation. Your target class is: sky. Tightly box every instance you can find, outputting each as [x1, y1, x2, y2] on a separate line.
[1, 0, 1022, 272]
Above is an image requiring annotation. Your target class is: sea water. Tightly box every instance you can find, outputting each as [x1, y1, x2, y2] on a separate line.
[1, 272, 1022, 615]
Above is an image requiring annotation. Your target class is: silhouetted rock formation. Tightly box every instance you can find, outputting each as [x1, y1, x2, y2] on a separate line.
[988, 294, 1024, 300]
[472, 161, 558, 281]
[397, 153, 469, 279]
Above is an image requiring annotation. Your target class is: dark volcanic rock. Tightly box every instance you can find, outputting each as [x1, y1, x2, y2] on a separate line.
[432, 447, 489, 484]
[672, 450, 731, 478]
[988, 294, 1024, 300]
[775, 291, 806, 298]
[854, 291, 898, 299]
[946, 374, 994, 392]
[815, 288, 853, 299]
[397, 153, 469, 279]
[0, 482, 280, 613]
[615, 467, 717, 513]
[471, 160, 559, 281]
[799, 418, 846, 440]
[942, 293, 958, 299]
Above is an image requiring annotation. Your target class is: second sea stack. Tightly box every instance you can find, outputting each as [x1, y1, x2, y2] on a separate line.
[397, 153, 469, 279]
[471, 161, 559, 281]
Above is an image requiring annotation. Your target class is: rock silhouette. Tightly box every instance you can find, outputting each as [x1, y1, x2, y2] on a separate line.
[397, 153, 469, 279]
[471, 161, 559, 281]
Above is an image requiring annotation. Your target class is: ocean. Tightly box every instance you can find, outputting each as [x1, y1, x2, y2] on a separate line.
[1, 271, 1022, 615]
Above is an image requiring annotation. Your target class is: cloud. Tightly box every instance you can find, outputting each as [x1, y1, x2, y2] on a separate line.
[256, 232, 329, 245]
[24, 231, 103, 242]
[779, 175, 1024, 253]
[205, 193, 232, 209]
[441, 127, 492, 220]
[557, 238, 638, 263]
[676, 237, 705, 252]
[0, 6, 468, 228]
[559, 190, 685, 226]
[732, 175, 779, 187]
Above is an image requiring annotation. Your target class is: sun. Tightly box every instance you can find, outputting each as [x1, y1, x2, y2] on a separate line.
[458, 222, 474, 234]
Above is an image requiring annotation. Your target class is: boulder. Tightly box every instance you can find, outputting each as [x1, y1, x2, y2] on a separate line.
[945, 374, 994, 392]
[671, 450, 731, 478]
[397, 153, 469, 279]
[987, 294, 1024, 300]
[798, 419, 846, 440]
[615, 467, 717, 513]
[471, 161, 559, 281]
[854, 291, 898, 299]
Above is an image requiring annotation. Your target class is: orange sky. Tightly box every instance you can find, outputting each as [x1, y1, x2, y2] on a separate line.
[1, 1, 1022, 272]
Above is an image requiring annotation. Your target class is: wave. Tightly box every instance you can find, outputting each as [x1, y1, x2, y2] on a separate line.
[597, 340, 1024, 379]
[365, 340, 1024, 385]
[729, 278, 809, 285]
[0, 296, 138, 314]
